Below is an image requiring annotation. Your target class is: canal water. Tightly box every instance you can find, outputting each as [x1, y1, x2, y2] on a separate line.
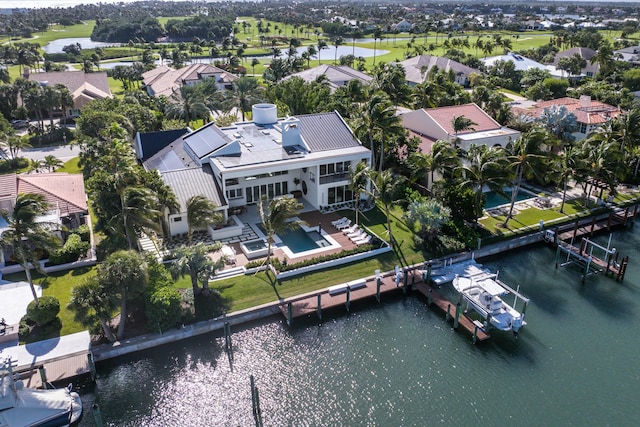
[78, 224, 640, 426]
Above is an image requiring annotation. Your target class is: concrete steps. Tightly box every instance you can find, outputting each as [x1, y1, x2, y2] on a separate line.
[212, 266, 246, 281]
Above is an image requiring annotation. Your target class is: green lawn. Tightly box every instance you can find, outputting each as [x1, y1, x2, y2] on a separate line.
[4, 267, 96, 339]
[57, 157, 81, 174]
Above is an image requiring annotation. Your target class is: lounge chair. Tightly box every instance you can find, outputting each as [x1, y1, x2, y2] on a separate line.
[342, 224, 359, 234]
[350, 232, 369, 243]
[353, 235, 372, 245]
[331, 217, 349, 227]
[336, 219, 352, 230]
[347, 229, 365, 239]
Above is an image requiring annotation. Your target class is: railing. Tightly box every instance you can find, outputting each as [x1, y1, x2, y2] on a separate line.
[319, 173, 349, 185]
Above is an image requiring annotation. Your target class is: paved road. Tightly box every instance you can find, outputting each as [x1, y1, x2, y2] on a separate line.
[19, 143, 77, 161]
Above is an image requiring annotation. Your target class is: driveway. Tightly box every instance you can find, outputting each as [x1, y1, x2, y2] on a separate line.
[20, 143, 77, 161]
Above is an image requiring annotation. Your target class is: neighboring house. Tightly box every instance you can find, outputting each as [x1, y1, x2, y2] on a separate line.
[401, 103, 521, 153]
[26, 70, 112, 116]
[0, 173, 89, 267]
[398, 55, 480, 86]
[142, 64, 239, 98]
[283, 65, 373, 92]
[393, 19, 414, 32]
[521, 20, 543, 30]
[143, 104, 370, 237]
[482, 52, 549, 73]
[511, 96, 621, 140]
[553, 47, 599, 78]
[614, 45, 640, 66]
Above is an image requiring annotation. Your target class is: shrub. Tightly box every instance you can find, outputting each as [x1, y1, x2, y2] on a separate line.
[28, 127, 74, 146]
[71, 224, 91, 242]
[26, 296, 60, 326]
[0, 157, 29, 173]
[49, 233, 90, 265]
[145, 286, 182, 332]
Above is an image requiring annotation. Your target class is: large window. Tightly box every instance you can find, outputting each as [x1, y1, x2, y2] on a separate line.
[327, 185, 354, 205]
[320, 161, 351, 184]
[246, 181, 289, 203]
[226, 188, 243, 199]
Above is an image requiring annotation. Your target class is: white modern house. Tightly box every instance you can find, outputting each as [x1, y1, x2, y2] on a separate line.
[143, 104, 371, 237]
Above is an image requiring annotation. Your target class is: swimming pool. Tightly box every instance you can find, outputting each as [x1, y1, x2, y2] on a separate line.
[254, 219, 342, 258]
[484, 189, 535, 209]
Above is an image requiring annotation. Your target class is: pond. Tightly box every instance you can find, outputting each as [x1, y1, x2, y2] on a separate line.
[43, 37, 119, 54]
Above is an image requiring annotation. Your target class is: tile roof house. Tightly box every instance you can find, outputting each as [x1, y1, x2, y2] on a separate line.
[511, 96, 620, 140]
[401, 103, 521, 152]
[283, 65, 373, 92]
[0, 173, 89, 267]
[398, 55, 480, 86]
[26, 70, 112, 115]
[142, 64, 239, 98]
[143, 104, 370, 237]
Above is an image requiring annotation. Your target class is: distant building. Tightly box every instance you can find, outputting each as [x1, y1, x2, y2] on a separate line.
[614, 45, 640, 66]
[393, 19, 414, 32]
[511, 96, 621, 140]
[26, 70, 112, 116]
[283, 65, 373, 92]
[553, 47, 599, 78]
[398, 55, 480, 86]
[142, 64, 239, 99]
[482, 52, 548, 73]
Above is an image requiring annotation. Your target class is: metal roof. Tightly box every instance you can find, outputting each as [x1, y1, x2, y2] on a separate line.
[160, 165, 226, 211]
[297, 112, 360, 152]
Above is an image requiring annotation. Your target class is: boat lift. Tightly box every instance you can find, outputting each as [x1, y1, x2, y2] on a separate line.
[555, 234, 628, 283]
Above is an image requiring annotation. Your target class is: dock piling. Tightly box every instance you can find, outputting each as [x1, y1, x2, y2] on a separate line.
[346, 286, 351, 312]
[473, 325, 478, 344]
[88, 353, 97, 382]
[445, 304, 451, 321]
[92, 404, 104, 427]
[287, 302, 293, 327]
[427, 288, 432, 306]
[454, 302, 461, 329]
[317, 294, 322, 320]
[376, 277, 381, 303]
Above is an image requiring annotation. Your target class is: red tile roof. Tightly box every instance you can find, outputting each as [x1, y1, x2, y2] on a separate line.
[422, 103, 501, 135]
[512, 97, 621, 125]
[15, 173, 87, 216]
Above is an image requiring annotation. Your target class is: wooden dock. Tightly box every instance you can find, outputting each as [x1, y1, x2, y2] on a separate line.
[415, 282, 490, 342]
[279, 271, 415, 321]
[556, 205, 638, 242]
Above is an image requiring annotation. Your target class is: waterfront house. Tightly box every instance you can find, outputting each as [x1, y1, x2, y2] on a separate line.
[511, 96, 621, 140]
[25, 70, 112, 116]
[142, 64, 239, 98]
[0, 173, 89, 268]
[282, 65, 373, 92]
[398, 55, 480, 86]
[143, 104, 371, 237]
[401, 103, 521, 153]
[393, 19, 414, 32]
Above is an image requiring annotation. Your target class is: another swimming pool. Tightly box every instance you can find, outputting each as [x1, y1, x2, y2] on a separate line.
[484, 189, 535, 209]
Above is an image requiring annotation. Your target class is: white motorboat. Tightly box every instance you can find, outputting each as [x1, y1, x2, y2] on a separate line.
[452, 273, 529, 335]
[0, 358, 82, 427]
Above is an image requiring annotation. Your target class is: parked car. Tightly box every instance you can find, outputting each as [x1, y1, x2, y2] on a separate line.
[10, 119, 29, 129]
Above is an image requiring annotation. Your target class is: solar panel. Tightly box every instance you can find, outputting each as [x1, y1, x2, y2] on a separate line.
[183, 125, 230, 159]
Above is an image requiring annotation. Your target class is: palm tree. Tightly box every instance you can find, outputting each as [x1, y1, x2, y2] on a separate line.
[225, 76, 265, 121]
[351, 92, 403, 171]
[170, 242, 224, 296]
[317, 39, 328, 65]
[502, 127, 547, 226]
[451, 115, 477, 148]
[348, 160, 370, 226]
[306, 45, 317, 68]
[27, 159, 43, 173]
[370, 169, 405, 245]
[333, 37, 344, 64]
[550, 145, 582, 214]
[115, 186, 161, 250]
[251, 58, 260, 76]
[42, 154, 63, 172]
[165, 83, 210, 127]
[186, 195, 222, 246]
[590, 41, 614, 77]
[457, 144, 510, 223]
[258, 196, 300, 277]
[372, 29, 382, 67]
[0, 193, 61, 304]
[405, 198, 451, 243]
[99, 250, 148, 339]
[68, 276, 119, 342]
